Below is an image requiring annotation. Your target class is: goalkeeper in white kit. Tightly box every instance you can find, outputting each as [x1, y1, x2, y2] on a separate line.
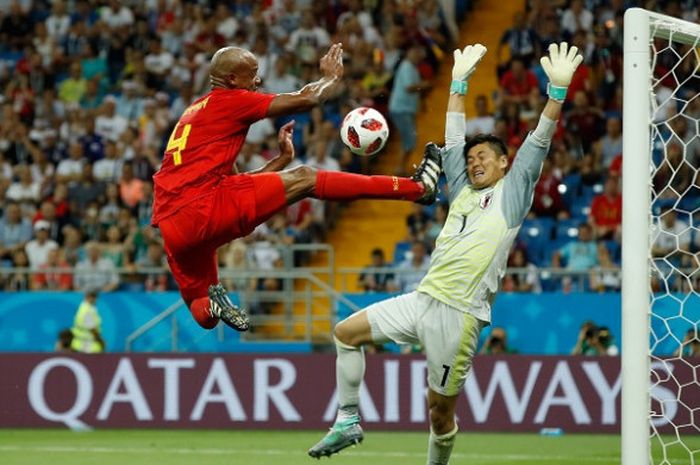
[308, 42, 582, 464]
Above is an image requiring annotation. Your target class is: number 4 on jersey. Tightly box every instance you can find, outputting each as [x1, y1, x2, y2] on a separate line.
[166, 122, 192, 165]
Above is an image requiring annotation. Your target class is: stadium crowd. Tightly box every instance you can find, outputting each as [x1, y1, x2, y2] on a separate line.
[385, 0, 700, 294]
[0, 0, 458, 292]
[1, 0, 699, 295]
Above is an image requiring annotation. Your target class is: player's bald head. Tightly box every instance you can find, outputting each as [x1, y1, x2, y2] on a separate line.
[209, 46, 260, 90]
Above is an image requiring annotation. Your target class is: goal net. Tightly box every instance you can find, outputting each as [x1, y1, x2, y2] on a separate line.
[623, 8, 700, 465]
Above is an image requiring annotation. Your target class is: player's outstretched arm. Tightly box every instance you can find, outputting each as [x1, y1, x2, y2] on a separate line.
[445, 44, 487, 147]
[503, 42, 583, 227]
[247, 121, 295, 174]
[442, 44, 487, 203]
[267, 44, 344, 118]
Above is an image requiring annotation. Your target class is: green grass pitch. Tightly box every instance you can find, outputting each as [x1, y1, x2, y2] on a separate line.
[0, 429, 696, 465]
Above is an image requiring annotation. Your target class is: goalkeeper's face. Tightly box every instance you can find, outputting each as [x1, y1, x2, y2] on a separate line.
[466, 143, 508, 189]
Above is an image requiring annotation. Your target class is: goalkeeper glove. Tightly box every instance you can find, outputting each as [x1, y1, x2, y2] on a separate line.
[540, 42, 583, 102]
[450, 44, 487, 95]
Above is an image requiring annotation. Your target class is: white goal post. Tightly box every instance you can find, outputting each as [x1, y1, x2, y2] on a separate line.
[623, 8, 700, 465]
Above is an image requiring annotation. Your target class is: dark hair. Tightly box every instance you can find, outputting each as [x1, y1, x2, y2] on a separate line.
[371, 248, 384, 257]
[463, 134, 508, 159]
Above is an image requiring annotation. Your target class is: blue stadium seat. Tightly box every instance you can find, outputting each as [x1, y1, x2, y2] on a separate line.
[393, 241, 412, 265]
[555, 218, 580, 241]
[559, 174, 582, 209]
[603, 240, 621, 264]
[519, 218, 555, 265]
[569, 198, 591, 221]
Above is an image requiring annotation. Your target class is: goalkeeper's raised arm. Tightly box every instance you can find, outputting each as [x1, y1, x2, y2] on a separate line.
[443, 43, 487, 203]
[503, 42, 583, 226]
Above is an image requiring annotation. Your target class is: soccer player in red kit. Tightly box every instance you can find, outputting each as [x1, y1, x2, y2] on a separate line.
[152, 43, 441, 332]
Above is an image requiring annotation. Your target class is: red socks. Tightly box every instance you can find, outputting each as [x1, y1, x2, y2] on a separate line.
[189, 297, 218, 329]
[314, 171, 424, 201]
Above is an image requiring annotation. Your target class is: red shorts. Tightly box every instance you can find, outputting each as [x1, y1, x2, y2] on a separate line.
[159, 173, 287, 304]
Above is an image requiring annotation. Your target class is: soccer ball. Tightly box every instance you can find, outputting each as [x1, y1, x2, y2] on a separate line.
[340, 107, 389, 156]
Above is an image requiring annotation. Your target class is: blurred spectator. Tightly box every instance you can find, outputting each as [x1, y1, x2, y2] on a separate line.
[675, 329, 700, 357]
[33, 248, 72, 290]
[652, 206, 692, 258]
[465, 94, 496, 137]
[236, 143, 266, 173]
[532, 158, 566, 218]
[69, 163, 104, 213]
[593, 117, 622, 170]
[498, 11, 539, 70]
[396, 240, 430, 292]
[70, 290, 105, 353]
[498, 58, 539, 110]
[25, 220, 58, 268]
[359, 248, 397, 293]
[58, 62, 87, 104]
[119, 162, 145, 208]
[572, 322, 618, 356]
[480, 327, 517, 354]
[307, 140, 340, 171]
[565, 91, 604, 153]
[286, 9, 331, 64]
[503, 248, 541, 293]
[561, 0, 594, 35]
[426, 202, 449, 246]
[56, 141, 86, 186]
[73, 241, 119, 292]
[54, 328, 74, 352]
[590, 243, 620, 292]
[6, 165, 40, 206]
[0, 201, 32, 260]
[5, 249, 31, 291]
[219, 239, 253, 292]
[389, 46, 430, 172]
[136, 242, 170, 292]
[552, 223, 598, 290]
[406, 203, 431, 238]
[101, 225, 127, 268]
[589, 176, 621, 240]
[572, 320, 596, 355]
[93, 141, 122, 183]
[95, 97, 128, 142]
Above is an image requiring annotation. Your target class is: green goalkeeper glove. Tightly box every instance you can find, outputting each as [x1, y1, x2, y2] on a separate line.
[540, 42, 583, 102]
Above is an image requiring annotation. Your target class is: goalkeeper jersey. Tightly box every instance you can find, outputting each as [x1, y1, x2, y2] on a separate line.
[418, 113, 551, 322]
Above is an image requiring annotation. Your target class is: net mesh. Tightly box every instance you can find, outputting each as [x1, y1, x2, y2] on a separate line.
[648, 17, 700, 465]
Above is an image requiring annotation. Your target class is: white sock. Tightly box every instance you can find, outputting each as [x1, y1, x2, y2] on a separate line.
[334, 336, 364, 422]
[427, 424, 458, 465]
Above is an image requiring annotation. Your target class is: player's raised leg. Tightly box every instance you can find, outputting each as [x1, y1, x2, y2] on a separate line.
[279, 142, 442, 208]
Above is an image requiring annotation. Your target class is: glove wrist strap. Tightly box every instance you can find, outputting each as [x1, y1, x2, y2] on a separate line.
[450, 80, 468, 95]
[547, 83, 568, 102]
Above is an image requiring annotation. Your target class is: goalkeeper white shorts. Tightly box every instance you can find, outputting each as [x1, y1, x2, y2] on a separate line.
[365, 291, 485, 396]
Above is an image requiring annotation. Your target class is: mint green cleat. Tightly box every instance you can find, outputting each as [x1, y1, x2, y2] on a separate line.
[308, 416, 364, 459]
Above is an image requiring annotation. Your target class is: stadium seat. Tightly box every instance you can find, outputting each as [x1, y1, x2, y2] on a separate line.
[555, 219, 580, 241]
[393, 241, 412, 265]
[559, 174, 582, 209]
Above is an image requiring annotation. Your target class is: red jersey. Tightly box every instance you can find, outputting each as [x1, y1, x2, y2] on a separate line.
[499, 70, 538, 97]
[152, 88, 275, 225]
[590, 193, 622, 228]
